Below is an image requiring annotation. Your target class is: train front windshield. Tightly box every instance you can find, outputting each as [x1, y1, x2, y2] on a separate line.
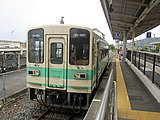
[70, 28, 90, 65]
[28, 29, 44, 63]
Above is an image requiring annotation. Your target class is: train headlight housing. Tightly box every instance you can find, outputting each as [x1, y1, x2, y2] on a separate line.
[74, 73, 87, 79]
[28, 70, 40, 76]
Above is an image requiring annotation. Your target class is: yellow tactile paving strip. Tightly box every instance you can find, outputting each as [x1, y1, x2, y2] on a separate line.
[116, 59, 160, 120]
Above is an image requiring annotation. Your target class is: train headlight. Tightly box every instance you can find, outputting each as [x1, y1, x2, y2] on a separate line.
[74, 73, 87, 79]
[28, 70, 40, 76]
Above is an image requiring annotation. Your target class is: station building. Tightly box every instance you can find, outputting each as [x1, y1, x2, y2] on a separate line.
[0, 40, 26, 49]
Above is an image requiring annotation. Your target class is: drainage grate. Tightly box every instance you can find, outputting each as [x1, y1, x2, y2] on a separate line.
[129, 95, 144, 101]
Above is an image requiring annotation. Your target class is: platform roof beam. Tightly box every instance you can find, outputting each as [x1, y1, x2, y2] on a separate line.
[112, 20, 133, 27]
[111, 12, 138, 19]
[116, 0, 149, 7]
[133, 0, 160, 29]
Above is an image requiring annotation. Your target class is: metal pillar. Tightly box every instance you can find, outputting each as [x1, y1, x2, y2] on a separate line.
[122, 30, 127, 62]
[1, 52, 6, 104]
[131, 29, 135, 63]
[117, 40, 120, 59]
[17, 53, 21, 70]
[152, 55, 156, 83]
[2, 71, 6, 104]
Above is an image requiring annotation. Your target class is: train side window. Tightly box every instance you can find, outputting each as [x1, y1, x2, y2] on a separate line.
[50, 43, 63, 64]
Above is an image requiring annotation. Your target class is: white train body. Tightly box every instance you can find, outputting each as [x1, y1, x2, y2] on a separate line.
[27, 25, 109, 109]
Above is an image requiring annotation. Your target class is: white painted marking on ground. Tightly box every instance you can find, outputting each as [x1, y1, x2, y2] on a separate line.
[93, 99, 101, 102]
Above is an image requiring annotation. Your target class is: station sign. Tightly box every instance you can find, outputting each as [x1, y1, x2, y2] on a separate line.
[146, 32, 151, 38]
[115, 32, 120, 38]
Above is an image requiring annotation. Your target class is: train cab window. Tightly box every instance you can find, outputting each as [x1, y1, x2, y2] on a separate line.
[50, 43, 63, 64]
[69, 28, 90, 65]
[28, 29, 44, 63]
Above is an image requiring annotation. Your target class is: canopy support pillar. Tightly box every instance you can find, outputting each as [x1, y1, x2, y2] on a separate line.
[122, 30, 127, 62]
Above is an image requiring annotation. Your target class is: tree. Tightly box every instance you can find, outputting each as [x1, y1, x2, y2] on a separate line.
[109, 44, 116, 51]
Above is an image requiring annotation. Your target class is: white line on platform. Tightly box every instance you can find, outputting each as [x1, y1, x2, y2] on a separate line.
[93, 99, 101, 102]
[0, 68, 26, 75]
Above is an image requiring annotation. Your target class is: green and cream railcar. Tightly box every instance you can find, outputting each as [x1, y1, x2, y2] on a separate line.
[27, 25, 109, 109]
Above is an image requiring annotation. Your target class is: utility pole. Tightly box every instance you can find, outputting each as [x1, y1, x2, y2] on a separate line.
[11, 31, 14, 47]
[1, 52, 6, 104]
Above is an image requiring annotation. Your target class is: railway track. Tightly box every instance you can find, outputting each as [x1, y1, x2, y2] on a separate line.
[0, 93, 85, 120]
[31, 107, 86, 120]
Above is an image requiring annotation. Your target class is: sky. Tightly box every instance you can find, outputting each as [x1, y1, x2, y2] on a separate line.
[0, 0, 114, 44]
[0, 0, 159, 44]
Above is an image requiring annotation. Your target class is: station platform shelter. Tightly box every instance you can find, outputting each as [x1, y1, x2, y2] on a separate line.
[84, 54, 160, 120]
[100, 0, 160, 118]
[85, 1, 160, 119]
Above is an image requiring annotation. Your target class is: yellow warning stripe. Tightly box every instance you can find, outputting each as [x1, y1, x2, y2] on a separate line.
[116, 59, 160, 120]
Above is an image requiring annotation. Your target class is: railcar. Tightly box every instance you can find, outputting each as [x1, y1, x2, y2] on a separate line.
[27, 24, 109, 111]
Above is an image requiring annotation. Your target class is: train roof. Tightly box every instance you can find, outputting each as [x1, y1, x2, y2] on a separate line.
[29, 24, 103, 37]
[28, 24, 92, 31]
[28, 24, 109, 43]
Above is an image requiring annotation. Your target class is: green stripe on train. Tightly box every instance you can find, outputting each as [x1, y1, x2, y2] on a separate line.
[27, 81, 92, 89]
[26, 66, 94, 80]
[26, 56, 108, 80]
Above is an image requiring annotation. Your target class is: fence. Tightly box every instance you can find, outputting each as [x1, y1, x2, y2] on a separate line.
[126, 50, 160, 88]
[95, 69, 117, 120]
[0, 52, 26, 71]
[0, 51, 26, 104]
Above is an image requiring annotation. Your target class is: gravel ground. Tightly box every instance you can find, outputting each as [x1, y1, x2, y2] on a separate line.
[0, 93, 46, 120]
[0, 93, 85, 120]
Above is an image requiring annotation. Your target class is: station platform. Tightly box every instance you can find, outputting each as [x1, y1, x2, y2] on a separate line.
[0, 69, 26, 100]
[117, 59, 160, 120]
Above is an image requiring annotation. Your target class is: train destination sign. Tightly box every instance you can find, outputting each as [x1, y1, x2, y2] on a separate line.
[72, 33, 87, 38]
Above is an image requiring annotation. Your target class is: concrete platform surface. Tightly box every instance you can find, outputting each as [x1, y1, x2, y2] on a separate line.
[0, 69, 26, 99]
[117, 59, 160, 120]
[120, 62, 160, 112]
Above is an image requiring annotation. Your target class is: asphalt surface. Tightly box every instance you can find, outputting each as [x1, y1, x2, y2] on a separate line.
[120, 62, 160, 112]
[0, 69, 26, 99]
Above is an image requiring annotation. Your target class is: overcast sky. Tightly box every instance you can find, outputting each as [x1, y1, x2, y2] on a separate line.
[0, 0, 159, 44]
[0, 0, 114, 43]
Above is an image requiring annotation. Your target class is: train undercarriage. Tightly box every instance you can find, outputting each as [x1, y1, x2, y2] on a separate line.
[28, 88, 91, 113]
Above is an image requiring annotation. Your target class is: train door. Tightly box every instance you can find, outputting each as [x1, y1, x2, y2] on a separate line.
[47, 35, 67, 90]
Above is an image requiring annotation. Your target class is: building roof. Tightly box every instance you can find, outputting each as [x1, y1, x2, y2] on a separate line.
[0, 39, 25, 43]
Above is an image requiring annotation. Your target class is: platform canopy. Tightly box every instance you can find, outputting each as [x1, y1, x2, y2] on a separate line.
[100, 0, 160, 41]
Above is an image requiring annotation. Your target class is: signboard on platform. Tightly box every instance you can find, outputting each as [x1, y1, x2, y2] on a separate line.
[146, 32, 151, 38]
[116, 32, 120, 38]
